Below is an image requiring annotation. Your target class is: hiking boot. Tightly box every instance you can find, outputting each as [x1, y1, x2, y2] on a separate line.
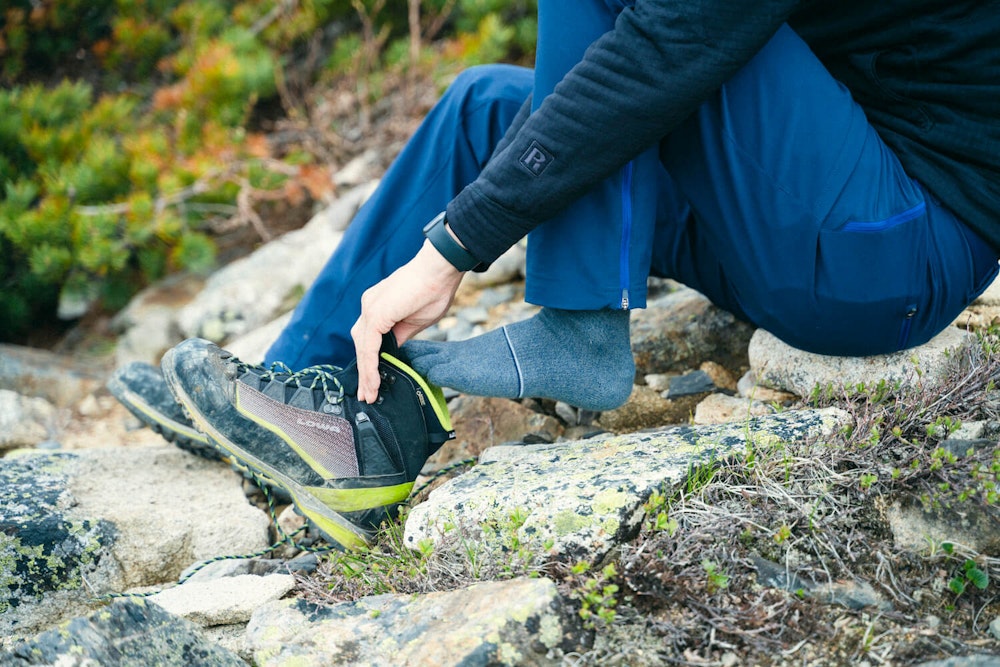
[160, 335, 455, 550]
[107, 362, 220, 460]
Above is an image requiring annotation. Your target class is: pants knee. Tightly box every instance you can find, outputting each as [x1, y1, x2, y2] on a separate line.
[446, 64, 533, 110]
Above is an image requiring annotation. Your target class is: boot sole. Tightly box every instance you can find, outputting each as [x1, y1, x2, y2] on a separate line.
[106, 374, 220, 459]
[162, 348, 379, 551]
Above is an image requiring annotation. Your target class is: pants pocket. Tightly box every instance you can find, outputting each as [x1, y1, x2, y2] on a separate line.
[813, 207, 929, 355]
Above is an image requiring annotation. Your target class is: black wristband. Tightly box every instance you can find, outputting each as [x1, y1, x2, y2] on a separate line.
[422, 211, 482, 272]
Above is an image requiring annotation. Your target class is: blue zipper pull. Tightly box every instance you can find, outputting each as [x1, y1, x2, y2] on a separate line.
[621, 289, 629, 310]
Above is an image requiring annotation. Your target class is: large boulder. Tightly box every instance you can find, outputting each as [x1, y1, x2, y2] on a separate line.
[749, 327, 975, 398]
[0, 599, 246, 666]
[0, 447, 270, 643]
[630, 286, 755, 377]
[405, 408, 849, 564]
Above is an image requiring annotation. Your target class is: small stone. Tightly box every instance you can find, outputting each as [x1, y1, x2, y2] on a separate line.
[721, 652, 739, 667]
[925, 615, 941, 629]
[950, 420, 987, 441]
[737, 370, 798, 403]
[150, 573, 297, 627]
[643, 373, 673, 391]
[477, 284, 518, 308]
[458, 306, 490, 324]
[699, 361, 738, 391]
[555, 401, 578, 425]
[285, 552, 320, 574]
[77, 393, 102, 417]
[35, 440, 61, 450]
[664, 370, 716, 398]
[692, 393, 774, 425]
[989, 616, 1000, 641]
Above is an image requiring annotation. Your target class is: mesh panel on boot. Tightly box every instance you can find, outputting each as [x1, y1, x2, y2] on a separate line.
[238, 385, 360, 478]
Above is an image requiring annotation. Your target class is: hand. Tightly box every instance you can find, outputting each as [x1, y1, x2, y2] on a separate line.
[351, 240, 464, 403]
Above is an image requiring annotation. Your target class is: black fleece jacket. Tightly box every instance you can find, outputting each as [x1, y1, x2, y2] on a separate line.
[445, 0, 1000, 266]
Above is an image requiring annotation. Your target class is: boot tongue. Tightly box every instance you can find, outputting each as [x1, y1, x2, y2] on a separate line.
[282, 333, 399, 398]
[381, 331, 402, 359]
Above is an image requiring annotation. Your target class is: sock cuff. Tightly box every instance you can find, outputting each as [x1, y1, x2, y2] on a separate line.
[501, 325, 525, 399]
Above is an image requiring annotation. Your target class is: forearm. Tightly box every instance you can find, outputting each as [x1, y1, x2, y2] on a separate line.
[447, 0, 800, 265]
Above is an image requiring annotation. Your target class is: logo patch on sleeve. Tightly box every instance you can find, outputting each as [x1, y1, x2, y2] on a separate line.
[519, 141, 554, 176]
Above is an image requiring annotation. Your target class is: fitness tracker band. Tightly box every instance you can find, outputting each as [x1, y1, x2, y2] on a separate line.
[422, 211, 482, 272]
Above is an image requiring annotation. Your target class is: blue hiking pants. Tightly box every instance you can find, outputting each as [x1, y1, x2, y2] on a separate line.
[267, 6, 998, 369]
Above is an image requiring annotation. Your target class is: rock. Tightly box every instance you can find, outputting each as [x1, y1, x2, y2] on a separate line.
[334, 149, 381, 187]
[914, 656, 1000, 667]
[0, 390, 57, 451]
[598, 385, 701, 432]
[699, 361, 738, 392]
[736, 370, 799, 403]
[406, 408, 849, 564]
[989, 616, 1000, 642]
[110, 273, 206, 367]
[750, 554, 890, 611]
[643, 374, 673, 392]
[749, 327, 975, 398]
[245, 577, 587, 666]
[149, 574, 297, 627]
[886, 493, 1000, 556]
[948, 420, 987, 441]
[630, 286, 755, 377]
[0, 344, 105, 407]
[426, 396, 564, 469]
[954, 273, 1000, 330]
[56, 280, 101, 321]
[175, 183, 374, 342]
[463, 243, 527, 288]
[664, 370, 716, 398]
[0, 598, 246, 666]
[224, 311, 291, 365]
[0, 447, 270, 642]
[692, 393, 776, 425]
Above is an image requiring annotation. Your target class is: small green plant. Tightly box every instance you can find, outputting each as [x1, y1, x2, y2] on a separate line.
[572, 562, 620, 627]
[941, 543, 990, 597]
[773, 523, 792, 545]
[701, 559, 730, 594]
[859, 472, 878, 490]
[643, 488, 679, 536]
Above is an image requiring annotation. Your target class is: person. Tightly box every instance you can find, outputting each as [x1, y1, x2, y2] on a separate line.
[114, 0, 1000, 550]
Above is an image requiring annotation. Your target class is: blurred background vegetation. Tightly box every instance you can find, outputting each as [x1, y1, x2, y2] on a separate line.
[0, 0, 536, 344]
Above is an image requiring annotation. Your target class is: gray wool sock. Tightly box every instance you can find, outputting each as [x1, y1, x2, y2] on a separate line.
[403, 307, 634, 411]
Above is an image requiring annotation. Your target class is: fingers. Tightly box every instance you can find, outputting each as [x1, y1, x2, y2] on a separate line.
[352, 241, 465, 403]
[352, 291, 386, 404]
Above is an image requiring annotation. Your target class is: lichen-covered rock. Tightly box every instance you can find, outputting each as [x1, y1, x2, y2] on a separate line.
[0, 448, 270, 643]
[0, 598, 246, 666]
[405, 409, 849, 563]
[748, 327, 974, 398]
[0, 453, 119, 638]
[245, 578, 587, 666]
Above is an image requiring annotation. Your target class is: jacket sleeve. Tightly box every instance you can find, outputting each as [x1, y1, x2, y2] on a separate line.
[446, 0, 800, 266]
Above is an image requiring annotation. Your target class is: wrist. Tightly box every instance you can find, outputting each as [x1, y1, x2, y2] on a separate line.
[422, 211, 482, 272]
[419, 239, 464, 278]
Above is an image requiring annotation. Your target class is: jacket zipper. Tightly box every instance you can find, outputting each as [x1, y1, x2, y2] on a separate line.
[619, 161, 633, 310]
